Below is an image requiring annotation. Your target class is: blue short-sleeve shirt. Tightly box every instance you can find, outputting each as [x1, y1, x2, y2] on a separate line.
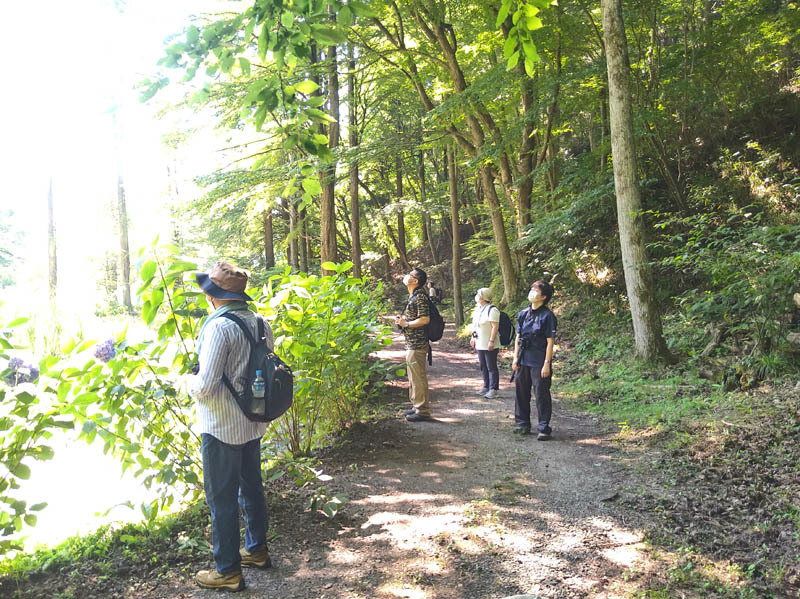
[516, 305, 557, 367]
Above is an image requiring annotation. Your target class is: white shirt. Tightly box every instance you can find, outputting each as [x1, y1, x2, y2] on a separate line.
[188, 309, 270, 445]
[471, 303, 500, 350]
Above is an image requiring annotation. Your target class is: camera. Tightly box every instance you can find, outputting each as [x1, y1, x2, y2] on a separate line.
[519, 333, 532, 350]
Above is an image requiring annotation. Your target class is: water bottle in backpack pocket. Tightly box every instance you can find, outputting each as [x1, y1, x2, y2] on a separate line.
[250, 370, 266, 416]
[219, 312, 294, 422]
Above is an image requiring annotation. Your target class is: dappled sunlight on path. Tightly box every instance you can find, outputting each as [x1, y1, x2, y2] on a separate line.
[182, 323, 660, 599]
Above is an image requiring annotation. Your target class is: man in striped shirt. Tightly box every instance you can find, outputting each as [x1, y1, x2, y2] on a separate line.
[188, 262, 272, 592]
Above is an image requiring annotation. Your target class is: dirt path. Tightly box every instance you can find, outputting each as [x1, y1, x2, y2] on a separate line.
[180, 324, 654, 599]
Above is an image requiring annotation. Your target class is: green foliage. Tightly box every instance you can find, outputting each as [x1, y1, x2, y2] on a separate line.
[0, 315, 67, 556]
[497, 0, 550, 75]
[0, 211, 24, 289]
[253, 261, 397, 455]
[0, 245, 396, 556]
[652, 207, 800, 372]
[264, 452, 348, 519]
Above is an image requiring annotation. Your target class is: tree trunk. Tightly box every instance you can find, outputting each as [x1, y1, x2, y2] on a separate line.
[316, 36, 339, 274]
[480, 166, 517, 304]
[448, 146, 464, 327]
[602, 0, 671, 362]
[288, 198, 299, 270]
[347, 43, 362, 278]
[263, 210, 275, 269]
[47, 177, 57, 299]
[418, 151, 438, 263]
[117, 174, 132, 311]
[299, 208, 309, 272]
[395, 155, 406, 258]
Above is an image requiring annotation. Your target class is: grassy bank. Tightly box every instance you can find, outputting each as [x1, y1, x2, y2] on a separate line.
[557, 307, 800, 598]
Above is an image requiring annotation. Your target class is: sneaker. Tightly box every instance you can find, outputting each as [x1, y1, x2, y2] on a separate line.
[484, 389, 499, 399]
[240, 545, 272, 569]
[475, 387, 489, 395]
[537, 432, 552, 441]
[195, 569, 245, 592]
[406, 412, 432, 422]
[513, 425, 531, 435]
[403, 408, 416, 416]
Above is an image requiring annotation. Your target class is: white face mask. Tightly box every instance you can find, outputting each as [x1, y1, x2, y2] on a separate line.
[528, 289, 539, 303]
[402, 274, 411, 286]
[475, 293, 482, 304]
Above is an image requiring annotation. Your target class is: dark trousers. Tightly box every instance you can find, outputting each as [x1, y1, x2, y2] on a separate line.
[514, 365, 552, 433]
[201, 434, 268, 574]
[477, 349, 499, 390]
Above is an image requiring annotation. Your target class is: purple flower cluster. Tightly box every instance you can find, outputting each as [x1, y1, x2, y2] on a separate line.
[4, 357, 40, 386]
[93, 339, 117, 363]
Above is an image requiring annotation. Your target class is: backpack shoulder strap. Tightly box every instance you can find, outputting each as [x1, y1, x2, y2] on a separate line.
[220, 312, 257, 349]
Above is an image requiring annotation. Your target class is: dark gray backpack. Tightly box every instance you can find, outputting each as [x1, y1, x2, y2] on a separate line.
[220, 312, 293, 422]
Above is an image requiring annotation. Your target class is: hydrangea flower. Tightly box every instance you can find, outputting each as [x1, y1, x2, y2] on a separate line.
[93, 339, 117, 363]
[4, 356, 40, 386]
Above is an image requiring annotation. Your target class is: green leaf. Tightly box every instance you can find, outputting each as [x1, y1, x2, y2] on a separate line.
[295, 80, 319, 95]
[496, 0, 512, 27]
[301, 177, 322, 195]
[239, 57, 251, 77]
[280, 11, 294, 28]
[503, 33, 517, 60]
[72, 392, 100, 408]
[12, 463, 31, 480]
[24, 514, 37, 527]
[310, 24, 346, 46]
[254, 103, 269, 131]
[321, 261, 338, 271]
[258, 24, 268, 61]
[348, 1, 377, 17]
[337, 6, 353, 27]
[506, 50, 520, 70]
[7, 317, 29, 328]
[525, 16, 543, 30]
[140, 260, 157, 282]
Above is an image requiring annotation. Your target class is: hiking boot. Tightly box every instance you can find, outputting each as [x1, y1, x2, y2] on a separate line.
[475, 387, 489, 395]
[537, 432, 552, 441]
[403, 408, 417, 416]
[195, 569, 245, 592]
[484, 389, 499, 399]
[513, 425, 531, 435]
[240, 546, 272, 568]
[406, 412, 432, 422]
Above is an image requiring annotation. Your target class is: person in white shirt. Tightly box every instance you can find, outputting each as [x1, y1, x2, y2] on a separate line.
[470, 287, 501, 398]
[188, 262, 272, 592]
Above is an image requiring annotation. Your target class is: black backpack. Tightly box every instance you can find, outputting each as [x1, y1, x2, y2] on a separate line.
[489, 305, 515, 346]
[409, 291, 444, 342]
[219, 312, 293, 423]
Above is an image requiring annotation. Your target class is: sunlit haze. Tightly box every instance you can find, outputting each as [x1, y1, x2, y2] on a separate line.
[1, 0, 228, 318]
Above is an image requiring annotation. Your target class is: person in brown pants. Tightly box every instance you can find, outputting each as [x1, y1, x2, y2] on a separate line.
[395, 267, 432, 422]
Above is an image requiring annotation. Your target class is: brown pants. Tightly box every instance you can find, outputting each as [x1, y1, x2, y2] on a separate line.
[405, 347, 430, 416]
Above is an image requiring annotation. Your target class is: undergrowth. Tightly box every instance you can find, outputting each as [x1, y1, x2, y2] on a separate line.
[558, 303, 800, 598]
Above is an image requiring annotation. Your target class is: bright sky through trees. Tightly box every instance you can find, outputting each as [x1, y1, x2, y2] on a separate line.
[0, 0, 220, 548]
[0, 0, 219, 315]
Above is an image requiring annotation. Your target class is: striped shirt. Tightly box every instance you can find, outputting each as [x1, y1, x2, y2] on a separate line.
[188, 309, 270, 445]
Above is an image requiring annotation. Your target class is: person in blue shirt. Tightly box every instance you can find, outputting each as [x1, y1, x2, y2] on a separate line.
[511, 280, 557, 439]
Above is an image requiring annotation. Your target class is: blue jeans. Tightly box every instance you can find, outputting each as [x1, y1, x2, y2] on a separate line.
[201, 434, 268, 574]
[477, 349, 499, 390]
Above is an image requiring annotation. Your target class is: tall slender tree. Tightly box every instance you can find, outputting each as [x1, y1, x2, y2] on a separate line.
[117, 174, 132, 311]
[47, 177, 57, 299]
[602, 0, 671, 361]
[347, 43, 362, 278]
